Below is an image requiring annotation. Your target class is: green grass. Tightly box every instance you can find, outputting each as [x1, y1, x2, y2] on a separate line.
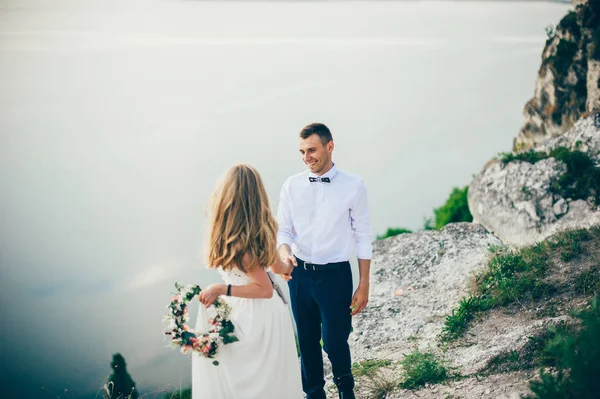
[442, 243, 553, 342]
[525, 296, 600, 399]
[377, 227, 412, 240]
[164, 388, 191, 399]
[482, 321, 577, 374]
[361, 373, 401, 399]
[500, 147, 600, 205]
[399, 351, 449, 390]
[352, 359, 393, 378]
[441, 227, 599, 342]
[441, 295, 494, 342]
[574, 265, 600, 295]
[352, 359, 398, 399]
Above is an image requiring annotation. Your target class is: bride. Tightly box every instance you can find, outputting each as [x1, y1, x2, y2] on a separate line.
[192, 164, 303, 399]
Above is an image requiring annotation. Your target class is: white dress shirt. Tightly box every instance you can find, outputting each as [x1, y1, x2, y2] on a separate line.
[276, 164, 373, 264]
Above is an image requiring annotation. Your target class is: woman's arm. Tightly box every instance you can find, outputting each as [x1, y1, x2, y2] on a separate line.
[199, 254, 274, 307]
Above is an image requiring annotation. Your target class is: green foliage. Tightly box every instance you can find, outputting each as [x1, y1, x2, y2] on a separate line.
[558, 11, 580, 39]
[525, 296, 600, 399]
[441, 227, 599, 342]
[593, 27, 600, 60]
[500, 147, 600, 205]
[352, 359, 393, 378]
[574, 265, 600, 295]
[478, 243, 554, 306]
[548, 39, 579, 83]
[500, 150, 548, 164]
[432, 186, 473, 230]
[362, 373, 400, 399]
[352, 359, 399, 399]
[441, 295, 493, 342]
[377, 227, 412, 240]
[399, 351, 449, 390]
[482, 321, 577, 374]
[442, 242, 556, 342]
[423, 217, 435, 231]
[105, 354, 138, 399]
[164, 388, 192, 399]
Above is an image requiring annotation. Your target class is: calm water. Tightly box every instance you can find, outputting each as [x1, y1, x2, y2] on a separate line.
[0, 0, 569, 397]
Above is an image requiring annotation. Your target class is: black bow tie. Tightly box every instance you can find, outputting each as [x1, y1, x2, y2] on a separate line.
[309, 177, 330, 183]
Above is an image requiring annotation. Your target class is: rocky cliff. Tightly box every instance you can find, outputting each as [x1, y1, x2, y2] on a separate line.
[514, 0, 600, 150]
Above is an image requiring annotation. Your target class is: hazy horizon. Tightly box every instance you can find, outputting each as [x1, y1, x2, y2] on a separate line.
[0, 0, 571, 397]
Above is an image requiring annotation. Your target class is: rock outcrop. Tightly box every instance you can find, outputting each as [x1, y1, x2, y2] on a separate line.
[469, 114, 600, 247]
[349, 223, 501, 361]
[514, 0, 600, 150]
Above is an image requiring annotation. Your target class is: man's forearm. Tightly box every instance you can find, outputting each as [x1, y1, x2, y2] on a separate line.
[357, 258, 371, 286]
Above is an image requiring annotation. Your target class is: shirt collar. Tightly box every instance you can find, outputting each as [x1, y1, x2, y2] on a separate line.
[308, 163, 338, 180]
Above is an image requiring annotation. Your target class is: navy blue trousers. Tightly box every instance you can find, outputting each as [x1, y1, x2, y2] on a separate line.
[288, 259, 354, 397]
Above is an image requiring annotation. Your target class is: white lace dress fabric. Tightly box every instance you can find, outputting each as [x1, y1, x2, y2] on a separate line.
[192, 267, 302, 399]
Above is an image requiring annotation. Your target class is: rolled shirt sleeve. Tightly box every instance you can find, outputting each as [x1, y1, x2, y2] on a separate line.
[350, 180, 373, 260]
[276, 179, 295, 249]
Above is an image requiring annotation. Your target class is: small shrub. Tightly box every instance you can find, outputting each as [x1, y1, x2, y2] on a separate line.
[482, 321, 577, 374]
[432, 186, 473, 230]
[377, 228, 412, 240]
[525, 296, 600, 399]
[400, 351, 449, 389]
[558, 11, 580, 39]
[548, 39, 579, 82]
[362, 373, 400, 399]
[353, 359, 398, 399]
[352, 359, 393, 378]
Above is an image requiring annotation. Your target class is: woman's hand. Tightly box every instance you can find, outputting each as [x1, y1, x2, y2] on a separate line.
[199, 283, 227, 307]
[280, 262, 294, 281]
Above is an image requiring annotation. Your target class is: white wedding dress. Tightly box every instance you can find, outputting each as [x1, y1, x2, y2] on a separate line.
[192, 268, 303, 399]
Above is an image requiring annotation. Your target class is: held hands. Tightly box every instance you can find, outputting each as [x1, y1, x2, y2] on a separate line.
[350, 284, 369, 316]
[199, 283, 227, 308]
[279, 255, 296, 281]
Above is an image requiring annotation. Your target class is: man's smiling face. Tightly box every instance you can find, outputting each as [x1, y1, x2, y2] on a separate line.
[299, 134, 334, 176]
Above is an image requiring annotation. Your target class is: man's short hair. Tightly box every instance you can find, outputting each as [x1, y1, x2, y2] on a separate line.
[299, 123, 333, 145]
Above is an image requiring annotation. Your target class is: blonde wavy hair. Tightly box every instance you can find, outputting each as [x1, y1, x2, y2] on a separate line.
[205, 164, 279, 272]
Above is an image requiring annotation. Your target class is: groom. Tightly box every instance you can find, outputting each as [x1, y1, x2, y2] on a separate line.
[277, 123, 373, 399]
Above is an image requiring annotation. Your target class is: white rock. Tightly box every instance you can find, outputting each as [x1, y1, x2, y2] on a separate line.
[469, 115, 600, 247]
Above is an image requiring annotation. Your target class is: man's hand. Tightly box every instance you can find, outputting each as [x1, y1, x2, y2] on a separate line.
[350, 284, 369, 316]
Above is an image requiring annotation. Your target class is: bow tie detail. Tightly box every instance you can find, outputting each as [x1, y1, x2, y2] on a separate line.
[309, 177, 331, 183]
